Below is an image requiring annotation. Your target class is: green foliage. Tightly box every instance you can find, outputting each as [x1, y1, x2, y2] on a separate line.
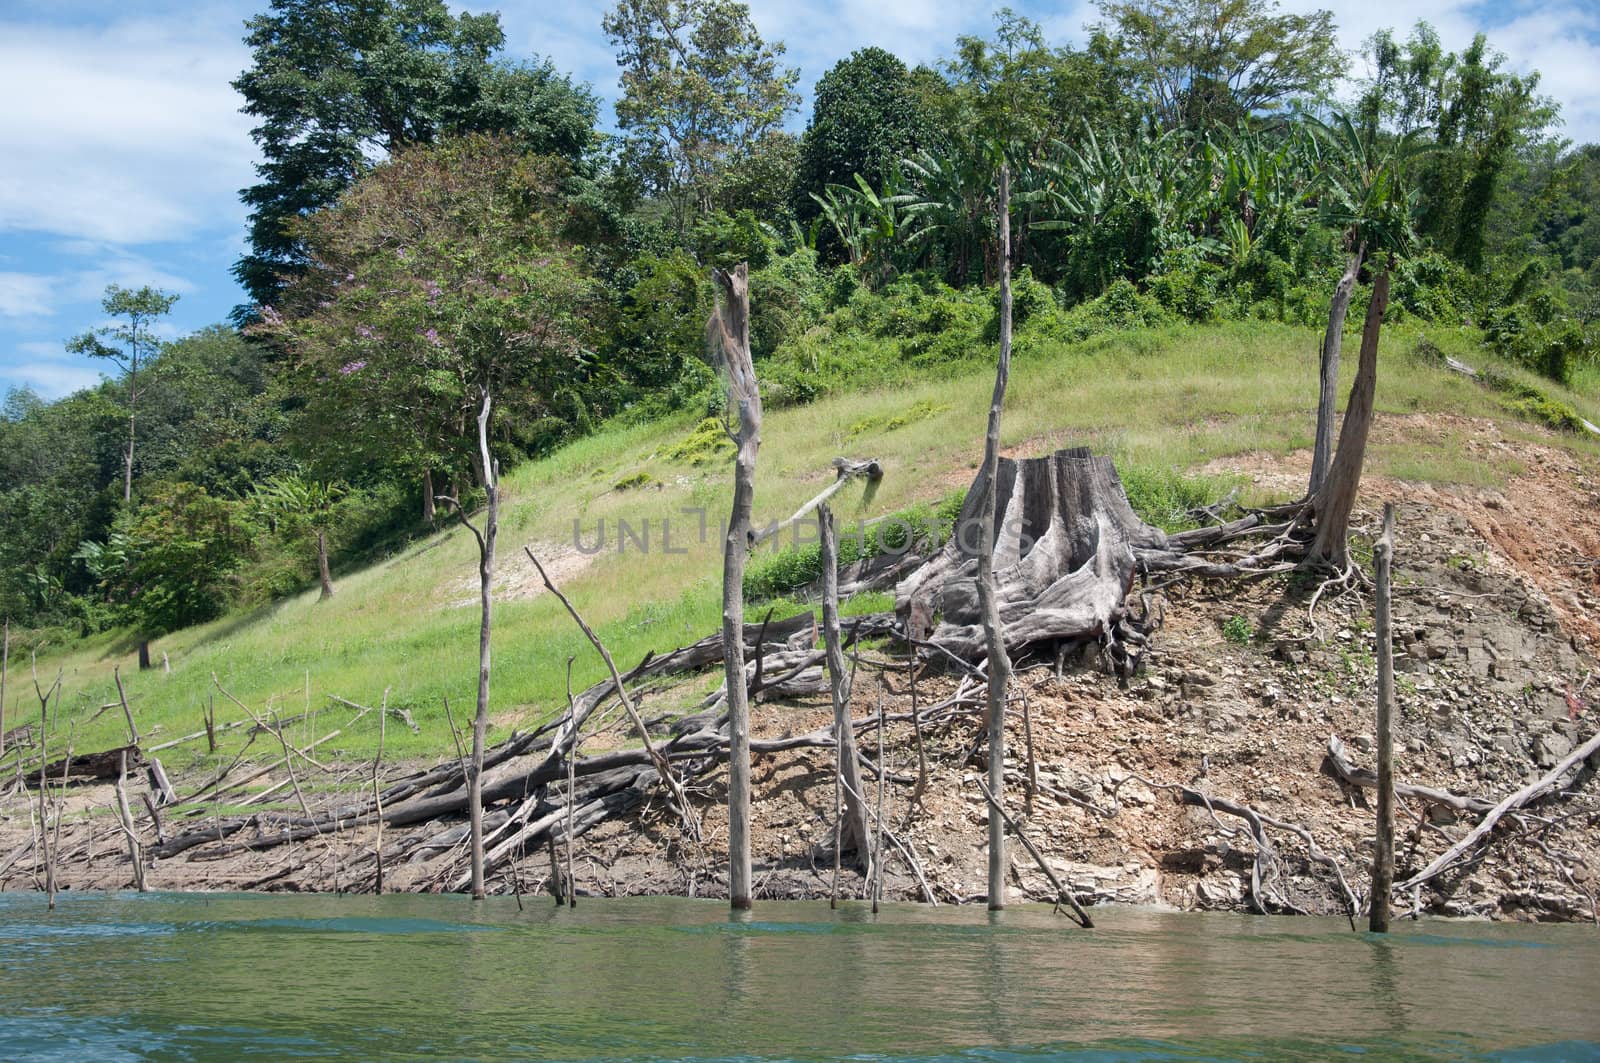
[663, 417, 734, 465]
[791, 47, 936, 248]
[259, 135, 600, 484]
[604, 0, 799, 231]
[232, 0, 597, 309]
[1478, 369, 1590, 433]
[1118, 464, 1237, 532]
[743, 491, 964, 601]
[1221, 615, 1254, 644]
[1097, 0, 1344, 130]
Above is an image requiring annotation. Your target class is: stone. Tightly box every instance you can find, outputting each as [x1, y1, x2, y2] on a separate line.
[1533, 731, 1573, 769]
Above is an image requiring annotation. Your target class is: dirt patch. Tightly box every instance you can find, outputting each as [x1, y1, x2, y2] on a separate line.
[443, 540, 594, 609]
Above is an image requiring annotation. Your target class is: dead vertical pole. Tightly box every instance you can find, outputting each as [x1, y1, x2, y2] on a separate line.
[468, 388, 498, 901]
[980, 164, 1016, 911]
[204, 693, 216, 754]
[712, 263, 761, 911]
[1310, 245, 1366, 498]
[820, 504, 873, 885]
[1371, 502, 1397, 933]
[372, 688, 388, 894]
[0, 617, 9, 758]
[114, 665, 138, 745]
[115, 750, 145, 892]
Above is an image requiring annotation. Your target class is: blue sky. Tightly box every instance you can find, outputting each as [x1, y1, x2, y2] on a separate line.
[3, 0, 1597, 400]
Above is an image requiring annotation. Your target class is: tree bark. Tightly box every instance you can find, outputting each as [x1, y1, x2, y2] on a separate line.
[1309, 266, 1391, 568]
[820, 505, 873, 875]
[422, 469, 436, 525]
[137, 639, 151, 671]
[468, 391, 498, 900]
[1370, 503, 1396, 932]
[712, 262, 761, 911]
[981, 166, 1016, 910]
[316, 529, 335, 600]
[1309, 247, 1366, 499]
[1, 617, 8, 759]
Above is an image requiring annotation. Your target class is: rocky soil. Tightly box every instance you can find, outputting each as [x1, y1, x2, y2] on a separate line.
[4, 415, 1597, 922]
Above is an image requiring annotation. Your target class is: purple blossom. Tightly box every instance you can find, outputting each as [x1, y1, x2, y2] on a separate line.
[423, 328, 440, 346]
[356, 325, 374, 338]
[339, 360, 367, 375]
[259, 305, 283, 326]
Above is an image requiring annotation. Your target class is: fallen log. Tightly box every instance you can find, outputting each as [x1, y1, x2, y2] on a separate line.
[1324, 734, 1494, 814]
[1397, 727, 1600, 894]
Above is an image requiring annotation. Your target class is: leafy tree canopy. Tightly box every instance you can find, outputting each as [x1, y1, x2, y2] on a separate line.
[233, 0, 599, 311]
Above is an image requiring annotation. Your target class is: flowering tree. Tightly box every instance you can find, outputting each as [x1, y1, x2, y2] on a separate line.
[257, 134, 599, 502]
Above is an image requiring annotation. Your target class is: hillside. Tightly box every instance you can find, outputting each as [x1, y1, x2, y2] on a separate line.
[10, 318, 1596, 766]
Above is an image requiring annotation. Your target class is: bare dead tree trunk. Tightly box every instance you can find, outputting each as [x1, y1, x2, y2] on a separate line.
[820, 505, 873, 876]
[446, 389, 500, 901]
[1, 617, 8, 759]
[1370, 503, 1396, 932]
[115, 749, 146, 892]
[711, 263, 762, 911]
[372, 688, 388, 894]
[138, 639, 151, 671]
[981, 165, 1016, 910]
[1309, 266, 1391, 569]
[422, 469, 436, 524]
[1310, 246, 1366, 498]
[315, 529, 335, 600]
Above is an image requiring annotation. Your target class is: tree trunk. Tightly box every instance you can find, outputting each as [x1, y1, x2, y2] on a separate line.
[316, 529, 335, 600]
[982, 166, 1016, 910]
[1309, 266, 1391, 568]
[137, 639, 151, 671]
[1, 617, 8, 759]
[1309, 247, 1365, 499]
[820, 505, 873, 876]
[422, 469, 436, 524]
[469, 391, 498, 900]
[712, 263, 762, 911]
[1370, 502, 1396, 933]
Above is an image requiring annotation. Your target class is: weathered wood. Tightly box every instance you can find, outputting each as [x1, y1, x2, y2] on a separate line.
[1325, 735, 1492, 813]
[976, 778, 1092, 927]
[114, 750, 146, 892]
[38, 745, 143, 783]
[1310, 246, 1365, 497]
[1397, 727, 1600, 894]
[712, 261, 761, 911]
[1, 617, 9, 759]
[526, 546, 700, 839]
[982, 164, 1015, 911]
[1309, 267, 1391, 567]
[1371, 503, 1396, 933]
[820, 506, 872, 873]
[896, 447, 1162, 670]
[752, 458, 883, 547]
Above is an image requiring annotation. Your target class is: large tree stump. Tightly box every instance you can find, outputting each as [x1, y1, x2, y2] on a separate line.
[896, 447, 1165, 668]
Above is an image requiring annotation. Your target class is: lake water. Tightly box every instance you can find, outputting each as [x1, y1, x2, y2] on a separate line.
[0, 892, 1596, 1061]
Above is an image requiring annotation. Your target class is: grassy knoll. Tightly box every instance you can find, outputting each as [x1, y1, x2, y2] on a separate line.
[10, 319, 1597, 769]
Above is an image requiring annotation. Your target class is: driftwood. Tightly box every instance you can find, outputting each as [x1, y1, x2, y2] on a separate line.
[1397, 727, 1600, 894]
[37, 745, 142, 783]
[976, 778, 1092, 927]
[1324, 735, 1494, 813]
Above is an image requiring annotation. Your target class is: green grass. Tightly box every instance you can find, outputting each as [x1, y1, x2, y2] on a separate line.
[7, 318, 1596, 768]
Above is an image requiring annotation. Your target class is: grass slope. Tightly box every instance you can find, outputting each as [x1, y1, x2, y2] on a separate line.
[11, 320, 1597, 768]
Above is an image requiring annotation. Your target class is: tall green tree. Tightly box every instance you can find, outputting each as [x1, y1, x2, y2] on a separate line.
[258, 135, 600, 502]
[1097, 0, 1343, 130]
[603, 0, 799, 232]
[233, 0, 598, 311]
[66, 285, 179, 504]
[791, 47, 935, 243]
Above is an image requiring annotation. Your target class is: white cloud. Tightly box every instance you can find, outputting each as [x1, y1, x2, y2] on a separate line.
[0, 272, 55, 317]
[0, 16, 257, 245]
[8, 342, 106, 399]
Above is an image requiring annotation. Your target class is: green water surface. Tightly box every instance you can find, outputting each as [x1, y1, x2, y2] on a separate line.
[0, 892, 1596, 1061]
